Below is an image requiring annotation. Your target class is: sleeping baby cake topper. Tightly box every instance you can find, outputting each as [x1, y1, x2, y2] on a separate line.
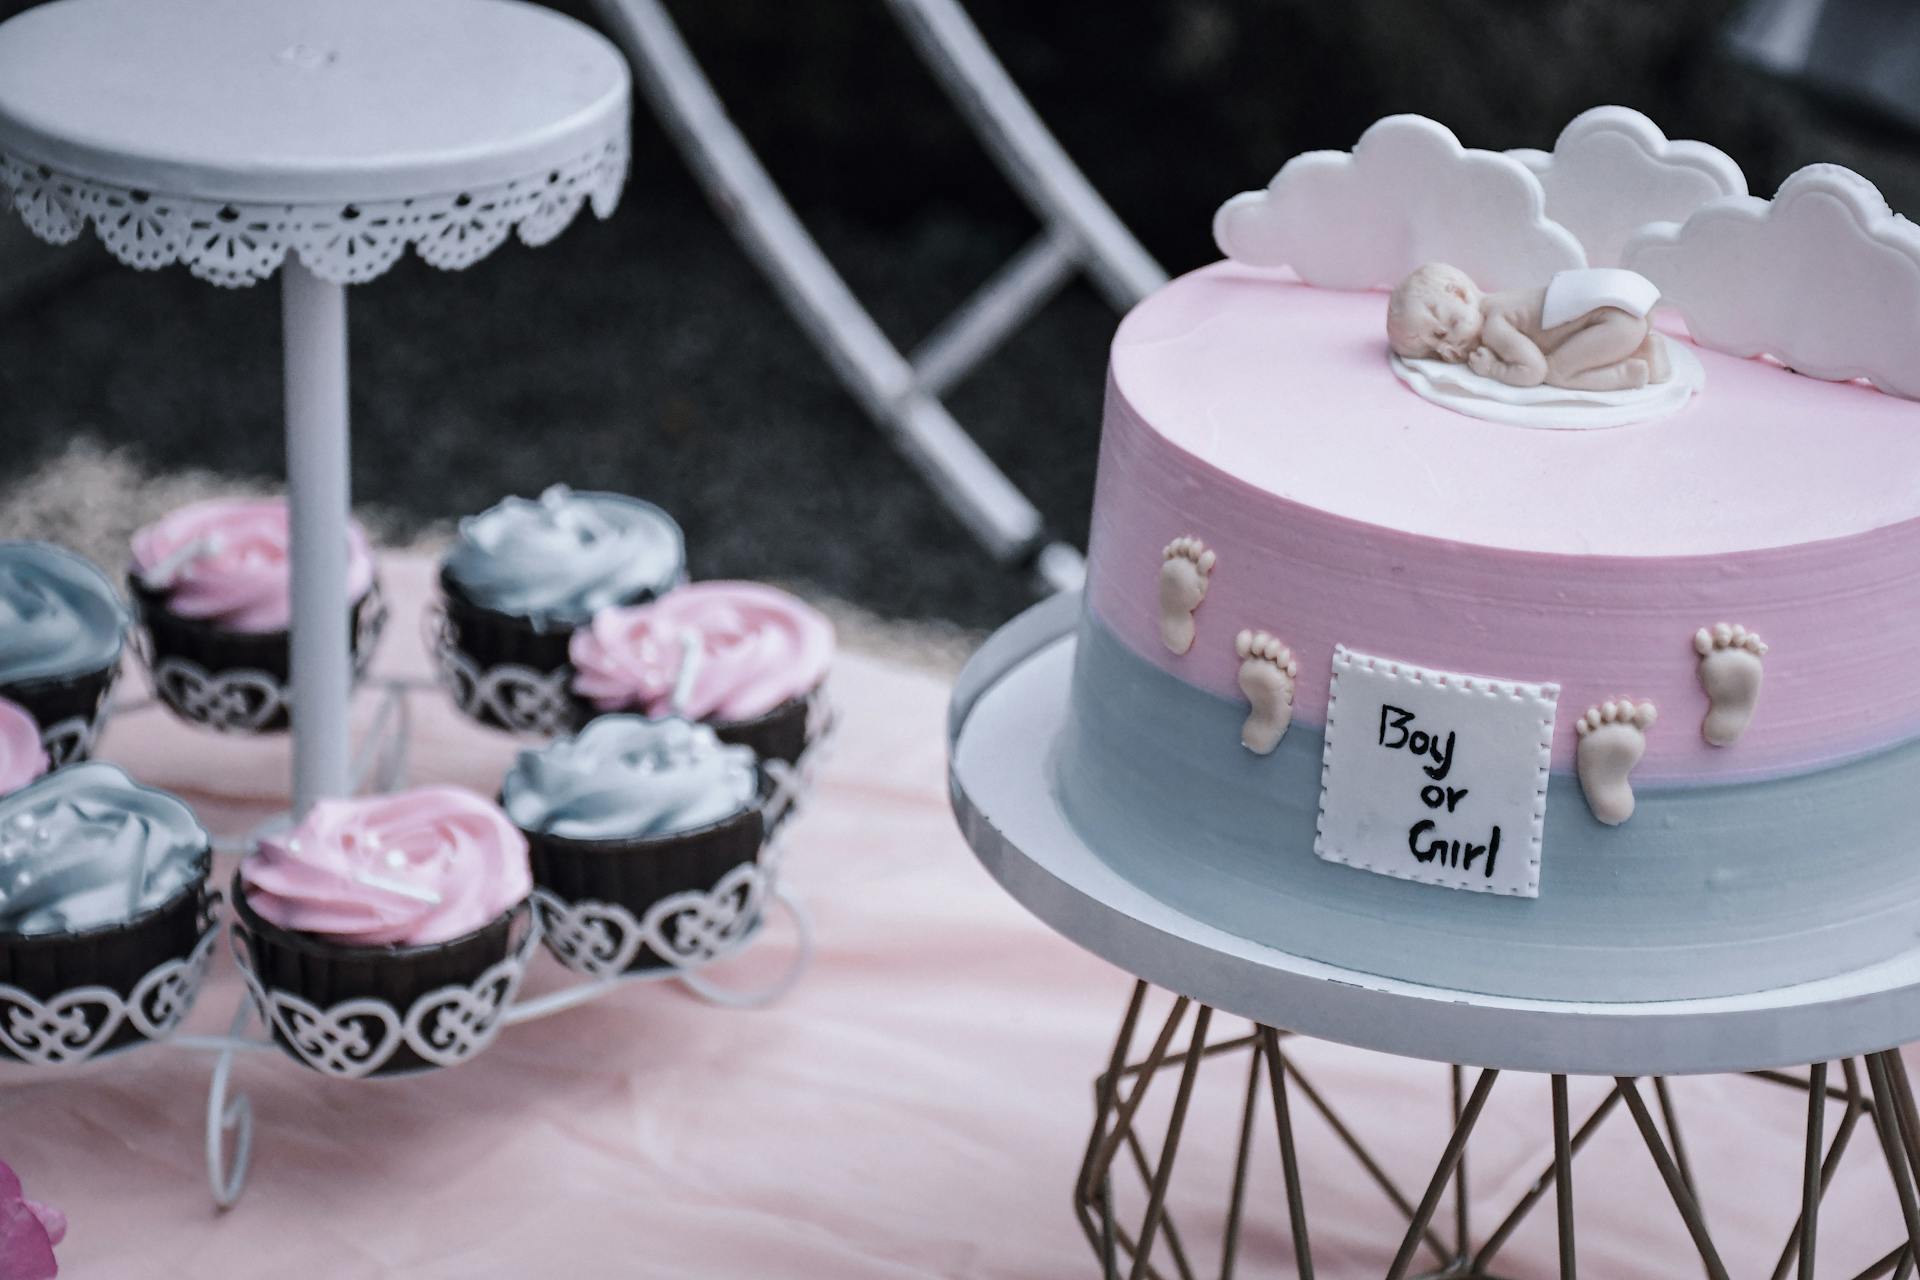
[1389, 263, 1670, 392]
[1213, 106, 1920, 427]
[1383, 260, 1703, 429]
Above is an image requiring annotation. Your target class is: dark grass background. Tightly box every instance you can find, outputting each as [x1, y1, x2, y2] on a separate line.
[4, 0, 1916, 629]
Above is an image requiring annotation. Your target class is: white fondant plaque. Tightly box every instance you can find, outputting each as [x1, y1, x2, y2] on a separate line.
[1315, 647, 1558, 898]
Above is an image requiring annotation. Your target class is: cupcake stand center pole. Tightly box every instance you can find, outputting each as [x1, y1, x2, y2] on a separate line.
[282, 262, 352, 812]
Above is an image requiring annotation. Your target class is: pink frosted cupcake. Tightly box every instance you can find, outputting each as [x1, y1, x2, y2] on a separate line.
[130, 497, 382, 734]
[233, 786, 531, 1076]
[569, 581, 834, 763]
[0, 697, 48, 798]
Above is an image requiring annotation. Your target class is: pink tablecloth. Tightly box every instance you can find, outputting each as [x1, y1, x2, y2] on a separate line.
[0, 556, 1909, 1278]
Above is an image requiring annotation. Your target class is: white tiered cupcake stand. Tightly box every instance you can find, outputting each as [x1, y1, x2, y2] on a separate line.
[0, 0, 821, 1211]
[950, 593, 1920, 1279]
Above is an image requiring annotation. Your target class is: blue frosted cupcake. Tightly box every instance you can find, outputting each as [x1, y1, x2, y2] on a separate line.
[501, 715, 765, 972]
[0, 542, 128, 766]
[435, 486, 685, 734]
[0, 763, 214, 1060]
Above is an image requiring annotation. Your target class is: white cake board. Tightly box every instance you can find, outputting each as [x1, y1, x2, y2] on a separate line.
[948, 593, 1920, 1076]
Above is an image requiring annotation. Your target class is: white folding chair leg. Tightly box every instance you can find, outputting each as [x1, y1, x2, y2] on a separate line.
[910, 224, 1081, 401]
[882, 0, 1166, 312]
[593, 0, 1163, 595]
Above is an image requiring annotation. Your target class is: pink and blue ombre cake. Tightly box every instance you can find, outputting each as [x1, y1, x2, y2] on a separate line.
[1055, 109, 1920, 1002]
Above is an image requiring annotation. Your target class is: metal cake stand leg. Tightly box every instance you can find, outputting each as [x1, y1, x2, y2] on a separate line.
[1866, 1052, 1920, 1267]
[1469, 1080, 1622, 1276]
[1390, 1068, 1498, 1280]
[1078, 984, 1920, 1278]
[1261, 1027, 1315, 1279]
[1766, 1060, 1862, 1280]
[1616, 1076, 1730, 1279]
[1553, 1075, 1576, 1279]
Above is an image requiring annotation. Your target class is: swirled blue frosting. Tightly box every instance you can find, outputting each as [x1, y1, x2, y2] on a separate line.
[443, 486, 685, 629]
[0, 541, 127, 686]
[0, 762, 209, 936]
[502, 715, 758, 841]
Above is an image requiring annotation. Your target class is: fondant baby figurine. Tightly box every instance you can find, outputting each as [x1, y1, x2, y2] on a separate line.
[1387, 263, 1672, 392]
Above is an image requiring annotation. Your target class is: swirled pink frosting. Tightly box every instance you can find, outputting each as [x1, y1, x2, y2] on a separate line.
[570, 581, 835, 720]
[241, 787, 530, 946]
[130, 497, 375, 634]
[0, 698, 47, 797]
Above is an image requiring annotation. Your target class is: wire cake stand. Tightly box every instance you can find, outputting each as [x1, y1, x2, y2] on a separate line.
[948, 593, 1920, 1279]
[0, 0, 822, 1212]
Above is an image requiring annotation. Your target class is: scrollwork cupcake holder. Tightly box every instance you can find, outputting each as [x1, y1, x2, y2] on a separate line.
[421, 601, 577, 737]
[3, 635, 832, 1211]
[0, 909, 221, 1067]
[229, 909, 544, 1080]
[131, 584, 392, 736]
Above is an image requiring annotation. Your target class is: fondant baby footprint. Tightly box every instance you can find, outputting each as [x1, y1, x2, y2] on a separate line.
[1158, 537, 1215, 655]
[1575, 699, 1657, 826]
[1236, 629, 1298, 755]
[1694, 623, 1767, 747]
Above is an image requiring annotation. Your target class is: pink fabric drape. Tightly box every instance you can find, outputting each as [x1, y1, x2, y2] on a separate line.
[0, 556, 1906, 1277]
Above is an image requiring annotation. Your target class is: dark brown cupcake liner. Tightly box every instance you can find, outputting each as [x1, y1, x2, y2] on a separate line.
[710, 691, 815, 765]
[437, 568, 582, 671]
[0, 659, 120, 765]
[520, 774, 770, 974]
[0, 858, 214, 1063]
[434, 569, 595, 734]
[231, 871, 528, 1077]
[130, 575, 384, 735]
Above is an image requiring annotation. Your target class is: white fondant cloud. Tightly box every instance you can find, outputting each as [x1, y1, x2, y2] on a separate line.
[1509, 107, 1747, 269]
[1213, 115, 1584, 292]
[1623, 164, 1920, 402]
